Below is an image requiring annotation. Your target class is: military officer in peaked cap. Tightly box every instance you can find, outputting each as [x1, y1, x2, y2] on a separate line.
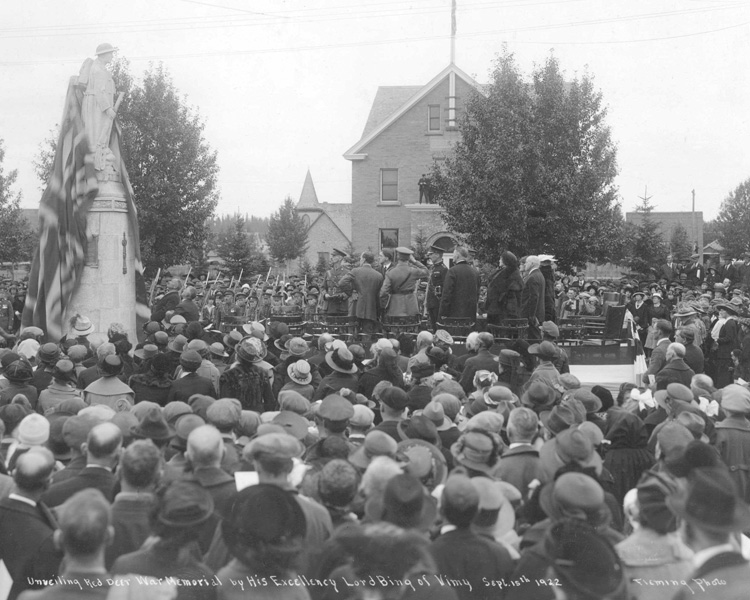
[426, 245, 449, 331]
[380, 247, 429, 318]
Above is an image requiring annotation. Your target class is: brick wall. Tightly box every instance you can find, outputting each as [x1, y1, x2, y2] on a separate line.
[350, 75, 476, 253]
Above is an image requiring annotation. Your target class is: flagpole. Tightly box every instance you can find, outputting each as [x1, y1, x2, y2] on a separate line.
[449, 0, 457, 127]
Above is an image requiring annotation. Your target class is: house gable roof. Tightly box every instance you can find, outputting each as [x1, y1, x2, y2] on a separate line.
[294, 171, 351, 242]
[344, 63, 484, 160]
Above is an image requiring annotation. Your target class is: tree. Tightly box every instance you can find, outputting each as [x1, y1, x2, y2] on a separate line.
[266, 196, 309, 268]
[34, 60, 220, 271]
[669, 223, 693, 263]
[0, 139, 36, 263]
[716, 178, 750, 258]
[298, 257, 314, 282]
[412, 229, 430, 264]
[431, 50, 623, 270]
[627, 193, 666, 277]
[113, 59, 219, 271]
[33, 127, 58, 191]
[315, 253, 329, 278]
[216, 214, 268, 279]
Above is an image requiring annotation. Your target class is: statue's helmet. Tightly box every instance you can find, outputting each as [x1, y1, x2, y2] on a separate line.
[95, 43, 116, 56]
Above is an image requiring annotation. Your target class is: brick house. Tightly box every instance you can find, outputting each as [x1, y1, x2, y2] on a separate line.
[295, 169, 352, 267]
[343, 63, 484, 254]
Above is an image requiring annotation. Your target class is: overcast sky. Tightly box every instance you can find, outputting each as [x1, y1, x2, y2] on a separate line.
[1, 0, 748, 221]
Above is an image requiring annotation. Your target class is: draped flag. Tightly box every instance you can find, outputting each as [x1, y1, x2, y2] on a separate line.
[630, 320, 647, 384]
[22, 78, 149, 341]
[22, 79, 98, 341]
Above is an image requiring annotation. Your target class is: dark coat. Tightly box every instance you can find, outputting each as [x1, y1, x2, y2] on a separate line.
[339, 264, 383, 322]
[540, 264, 556, 322]
[673, 552, 750, 600]
[167, 372, 216, 404]
[654, 358, 695, 390]
[684, 343, 705, 374]
[0, 497, 61, 600]
[128, 372, 173, 406]
[41, 466, 116, 507]
[426, 262, 448, 310]
[520, 268, 546, 325]
[495, 444, 542, 497]
[150, 290, 180, 322]
[174, 299, 201, 323]
[430, 528, 514, 600]
[459, 349, 500, 394]
[717, 318, 740, 359]
[485, 266, 523, 319]
[439, 261, 480, 321]
[714, 416, 750, 504]
[645, 338, 670, 379]
[105, 494, 155, 569]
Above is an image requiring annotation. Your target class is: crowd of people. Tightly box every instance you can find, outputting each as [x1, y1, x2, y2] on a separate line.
[0, 248, 750, 600]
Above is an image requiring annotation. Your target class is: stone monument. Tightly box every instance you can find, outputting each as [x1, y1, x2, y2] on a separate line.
[64, 43, 138, 343]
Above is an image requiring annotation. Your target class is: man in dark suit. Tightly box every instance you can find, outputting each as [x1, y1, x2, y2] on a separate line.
[42, 422, 122, 507]
[105, 440, 160, 569]
[459, 332, 500, 394]
[715, 303, 740, 388]
[338, 251, 384, 334]
[425, 246, 448, 330]
[642, 319, 673, 387]
[0, 448, 62, 600]
[19, 489, 113, 600]
[167, 350, 217, 403]
[439, 246, 480, 322]
[668, 467, 750, 600]
[660, 253, 681, 282]
[521, 255, 546, 341]
[149, 277, 182, 322]
[172, 285, 201, 322]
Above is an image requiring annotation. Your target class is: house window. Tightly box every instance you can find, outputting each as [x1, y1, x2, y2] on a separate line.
[380, 169, 398, 203]
[380, 229, 399, 249]
[428, 104, 441, 131]
[318, 251, 330, 265]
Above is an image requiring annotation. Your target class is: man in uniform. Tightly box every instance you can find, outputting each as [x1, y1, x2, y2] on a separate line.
[425, 245, 448, 331]
[380, 247, 429, 319]
[258, 288, 273, 321]
[322, 248, 350, 317]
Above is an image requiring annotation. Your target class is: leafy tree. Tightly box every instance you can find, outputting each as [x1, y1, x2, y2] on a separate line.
[627, 193, 666, 277]
[431, 50, 623, 270]
[0, 139, 36, 263]
[716, 178, 750, 258]
[33, 127, 58, 191]
[216, 214, 268, 278]
[112, 59, 219, 271]
[669, 223, 693, 263]
[266, 196, 309, 268]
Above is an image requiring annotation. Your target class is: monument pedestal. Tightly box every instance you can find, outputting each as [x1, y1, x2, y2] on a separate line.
[65, 178, 137, 343]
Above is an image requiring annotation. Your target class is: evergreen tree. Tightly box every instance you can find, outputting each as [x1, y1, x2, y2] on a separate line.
[266, 196, 309, 268]
[0, 139, 36, 263]
[669, 223, 693, 263]
[628, 193, 666, 277]
[315, 253, 329, 278]
[216, 215, 268, 278]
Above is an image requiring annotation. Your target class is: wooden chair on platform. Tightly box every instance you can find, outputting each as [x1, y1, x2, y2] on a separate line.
[436, 317, 474, 341]
[487, 318, 529, 343]
[382, 316, 421, 338]
[322, 316, 358, 340]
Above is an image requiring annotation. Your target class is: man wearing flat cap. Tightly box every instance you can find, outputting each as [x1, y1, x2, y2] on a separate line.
[380, 247, 429, 318]
[321, 248, 351, 317]
[425, 245, 449, 330]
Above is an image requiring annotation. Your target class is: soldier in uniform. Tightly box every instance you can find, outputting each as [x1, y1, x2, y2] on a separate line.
[304, 289, 319, 321]
[425, 245, 448, 331]
[322, 248, 351, 317]
[380, 247, 429, 319]
[245, 293, 260, 322]
[258, 288, 274, 321]
[9, 285, 23, 333]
